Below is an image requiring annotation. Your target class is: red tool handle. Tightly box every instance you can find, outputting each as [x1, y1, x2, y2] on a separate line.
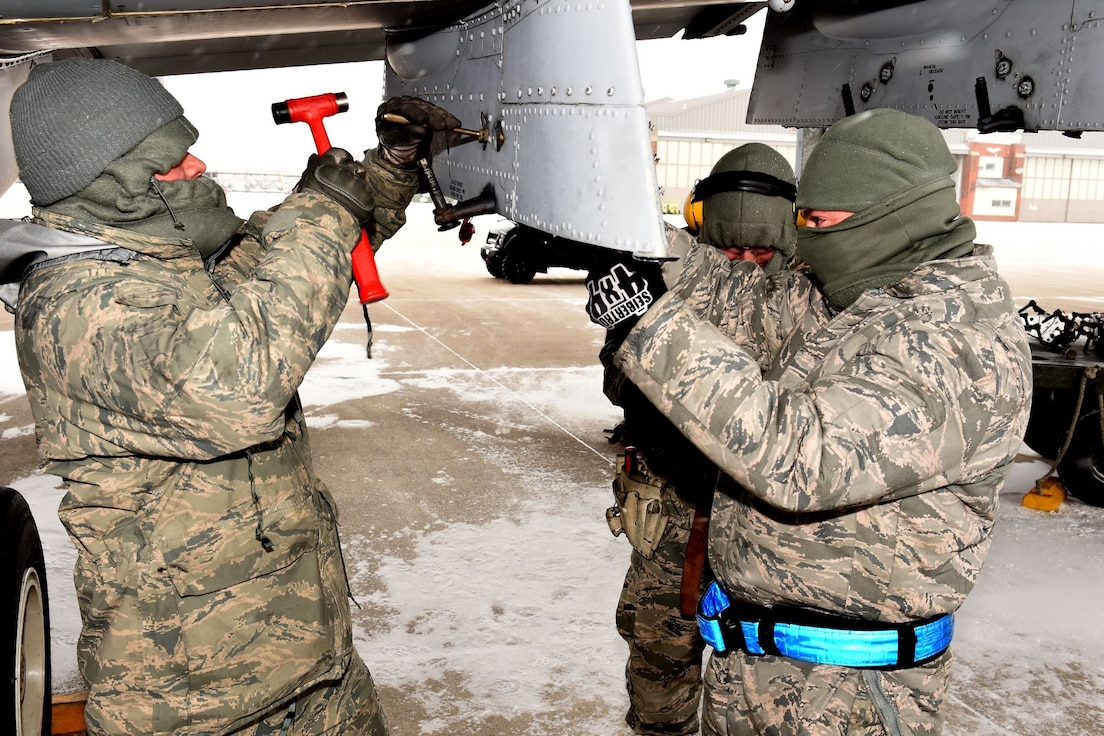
[275, 92, 389, 304]
[351, 235, 388, 303]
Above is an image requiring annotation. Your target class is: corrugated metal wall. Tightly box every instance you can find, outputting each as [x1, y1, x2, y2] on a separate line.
[649, 88, 798, 209]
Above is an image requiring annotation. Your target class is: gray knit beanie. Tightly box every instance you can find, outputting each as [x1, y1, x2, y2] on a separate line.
[10, 58, 186, 206]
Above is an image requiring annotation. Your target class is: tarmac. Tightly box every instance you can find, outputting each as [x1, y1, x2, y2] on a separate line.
[2, 203, 1103, 735]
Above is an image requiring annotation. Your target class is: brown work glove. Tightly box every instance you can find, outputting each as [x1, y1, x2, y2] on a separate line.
[295, 148, 375, 230]
[375, 96, 460, 168]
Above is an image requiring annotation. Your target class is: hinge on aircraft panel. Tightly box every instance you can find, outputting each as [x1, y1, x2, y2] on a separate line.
[974, 76, 1025, 133]
[683, 2, 766, 39]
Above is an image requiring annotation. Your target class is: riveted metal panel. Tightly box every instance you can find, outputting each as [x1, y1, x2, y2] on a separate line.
[749, 0, 1104, 133]
[385, 0, 667, 257]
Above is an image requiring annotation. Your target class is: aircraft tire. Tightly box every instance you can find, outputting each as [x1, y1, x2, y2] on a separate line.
[1023, 386, 1079, 461]
[1056, 409, 1104, 508]
[0, 487, 51, 736]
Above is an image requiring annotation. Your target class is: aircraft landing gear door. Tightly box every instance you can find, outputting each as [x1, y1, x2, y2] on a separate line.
[384, 0, 668, 260]
[0, 487, 50, 736]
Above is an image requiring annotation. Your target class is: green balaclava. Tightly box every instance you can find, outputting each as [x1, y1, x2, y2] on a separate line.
[44, 117, 243, 258]
[697, 142, 797, 275]
[795, 108, 976, 311]
[10, 58, 241, 258]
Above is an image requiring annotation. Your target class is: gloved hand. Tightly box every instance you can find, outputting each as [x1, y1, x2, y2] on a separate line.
[295, 148, 375, 229]
[375, 96, 461, 168]
[585, 256, 667, 331]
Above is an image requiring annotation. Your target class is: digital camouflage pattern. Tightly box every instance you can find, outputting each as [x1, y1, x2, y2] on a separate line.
[14, 152, 418, 735]
[702, 649, 952, 736]
[363, 148, 421, 250]
[251, 651, 389, 736]
[664, 232, 822, 363]
[615, 490, 707, 736]
[614, 245, 1032, 735]
[607, 235, 814, 735]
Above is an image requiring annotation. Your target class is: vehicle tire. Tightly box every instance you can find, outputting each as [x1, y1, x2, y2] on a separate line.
[0, 488, 51, 736]
[484, 251, 505, 279]
[1057, 409, 1104, 508]
[500, 245, 536, 285]
[1023, 386, 1080, 461]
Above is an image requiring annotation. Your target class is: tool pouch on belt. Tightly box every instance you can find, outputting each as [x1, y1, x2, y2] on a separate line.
[606, 448, 673, 559]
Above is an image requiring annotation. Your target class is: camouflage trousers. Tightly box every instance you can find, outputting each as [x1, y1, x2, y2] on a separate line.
[250, 651, 389, 736]
[700, 648, 953, 736]
[615, 492, 711, 736]
[69, 476, 379, 736]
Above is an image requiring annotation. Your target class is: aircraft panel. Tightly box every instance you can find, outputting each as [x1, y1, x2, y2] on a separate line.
[6, 0, 101, 15]
[384, 0, 668, 257]
[0, 2, 489, 63]
[748, 0, 1104, 133]
[74, 31, 392, 78]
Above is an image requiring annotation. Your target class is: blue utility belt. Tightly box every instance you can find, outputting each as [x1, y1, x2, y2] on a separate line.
[697, 581, 953, 670]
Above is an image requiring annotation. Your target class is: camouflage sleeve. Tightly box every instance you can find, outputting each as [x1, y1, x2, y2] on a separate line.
[721, 270, 831, 368]
[665, 237, 795, 369]
[21, 190, 360, 459]
[208, 212, 272, 286]
[167, 190, 359, 453]
[667, 236, 736, 321]
[360, 148, 421, 250]
[606, 237, 790, 406]
[772, 270, 830, 335]
[613, 291, 989, 514]
[602, 232, 742, 405]
[660, 224, 694, 290]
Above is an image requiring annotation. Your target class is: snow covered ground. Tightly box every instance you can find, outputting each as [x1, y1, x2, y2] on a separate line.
[2, 207, 1103, 735]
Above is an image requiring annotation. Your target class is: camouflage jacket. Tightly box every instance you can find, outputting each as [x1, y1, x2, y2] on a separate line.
[614, 245, 1033, 623]
[602, 235, 821, 504]
[12, 156, 416, 732]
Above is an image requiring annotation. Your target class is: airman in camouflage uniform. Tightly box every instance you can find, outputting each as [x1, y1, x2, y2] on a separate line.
[1, 58, 457, 736]
[599, 144, 800, 735]
[597, 110, 1033, 735]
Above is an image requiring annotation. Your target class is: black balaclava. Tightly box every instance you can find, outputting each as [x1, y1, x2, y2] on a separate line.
[796, 109, 976, 311]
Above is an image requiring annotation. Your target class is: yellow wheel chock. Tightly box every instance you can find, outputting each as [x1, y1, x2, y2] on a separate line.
[1022, 477, 1067, 512]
